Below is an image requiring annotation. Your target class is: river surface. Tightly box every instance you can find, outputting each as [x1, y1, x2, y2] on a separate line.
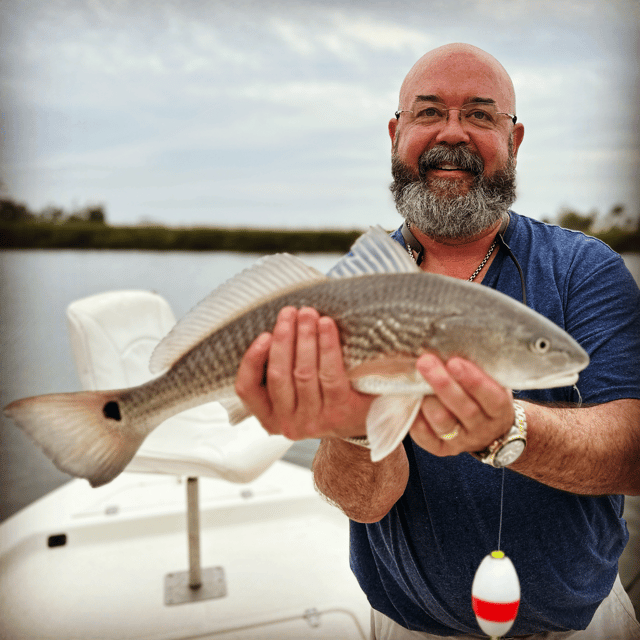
[1, 250, 639, 521]
[0, 250, 340, 521]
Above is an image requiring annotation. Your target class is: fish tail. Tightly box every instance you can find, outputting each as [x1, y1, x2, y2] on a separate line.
[4, 390, 152, 487]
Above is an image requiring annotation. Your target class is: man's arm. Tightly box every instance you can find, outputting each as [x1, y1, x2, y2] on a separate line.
[411, 354, 640, 496]
[236, 308, 640, 522]
[509, 399, 640, 495]
[312, 438, 409, 523]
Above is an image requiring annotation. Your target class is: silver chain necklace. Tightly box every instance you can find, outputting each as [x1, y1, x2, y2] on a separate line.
[405, 234, 497, 282]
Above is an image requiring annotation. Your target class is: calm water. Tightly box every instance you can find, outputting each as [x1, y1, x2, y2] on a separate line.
[1, 250, 639, 521]
[0, 250, 340, 521]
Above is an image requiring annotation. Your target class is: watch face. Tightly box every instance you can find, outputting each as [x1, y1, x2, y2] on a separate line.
[495, 439, 526, 467]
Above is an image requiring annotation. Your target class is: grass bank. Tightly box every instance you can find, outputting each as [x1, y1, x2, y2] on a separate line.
[1, 222, 639, 253]
[0, 223, 363, 253]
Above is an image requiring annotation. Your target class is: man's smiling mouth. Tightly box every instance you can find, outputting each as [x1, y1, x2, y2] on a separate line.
[417, 145, 485, 178]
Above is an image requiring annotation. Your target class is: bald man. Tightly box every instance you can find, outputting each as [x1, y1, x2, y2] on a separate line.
[236, 44, 640, 638]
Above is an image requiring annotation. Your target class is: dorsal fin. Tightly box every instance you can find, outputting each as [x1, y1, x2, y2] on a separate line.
[327, 225, 419, 278]
[149, 253, 327, 373]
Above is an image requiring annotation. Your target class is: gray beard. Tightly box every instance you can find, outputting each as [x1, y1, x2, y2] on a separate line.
[390, 144, 517, 240]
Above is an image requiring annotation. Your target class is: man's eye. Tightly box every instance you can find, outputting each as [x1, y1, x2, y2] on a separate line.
[418, 107, 441, 117]
[468, 109, 492, 121]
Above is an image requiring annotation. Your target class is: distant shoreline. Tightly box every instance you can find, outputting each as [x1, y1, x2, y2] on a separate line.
[1, 222, 638, 253]
[0, 223, 363, 253]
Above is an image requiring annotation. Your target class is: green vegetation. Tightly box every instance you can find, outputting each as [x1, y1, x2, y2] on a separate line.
[0, 198, 107, 225]
[1, 197, 638, 253]
[0, 197, 362, 252]
[549, 204, 640, 254]
[0, 221, 362, 253]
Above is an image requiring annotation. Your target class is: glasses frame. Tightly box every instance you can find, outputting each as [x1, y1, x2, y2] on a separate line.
[394, 103, 517, 126]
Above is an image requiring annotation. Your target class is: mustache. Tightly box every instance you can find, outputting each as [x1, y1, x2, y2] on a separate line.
[418, 144, 484, 178]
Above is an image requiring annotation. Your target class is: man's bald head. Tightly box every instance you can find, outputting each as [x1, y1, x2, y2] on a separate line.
[398, 43, 517, 115]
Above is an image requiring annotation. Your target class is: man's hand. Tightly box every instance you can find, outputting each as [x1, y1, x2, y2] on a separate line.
[235, 306, 372, 441]
[237, 305, 408, 522]
[410, 354, 514, 456]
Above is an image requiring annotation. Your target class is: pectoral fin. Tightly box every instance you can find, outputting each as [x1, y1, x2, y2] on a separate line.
[366, 394, 423, 462]
[218, 394, 253, 425]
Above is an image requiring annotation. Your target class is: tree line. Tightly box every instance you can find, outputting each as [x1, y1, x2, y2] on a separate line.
[0, 198, 107, 225]
[549, 204, 640, 253]
[0, 196, 638, 253]
[551, 203, 637, 235]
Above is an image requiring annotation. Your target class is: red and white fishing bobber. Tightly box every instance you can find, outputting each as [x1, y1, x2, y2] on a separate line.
[471, 550, 520, 638]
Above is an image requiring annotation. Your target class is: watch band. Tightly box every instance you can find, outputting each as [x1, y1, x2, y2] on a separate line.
[474, 401, 527, 468]
[342, 436, 371, 449]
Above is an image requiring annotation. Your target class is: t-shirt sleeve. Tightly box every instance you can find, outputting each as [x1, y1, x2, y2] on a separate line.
[563, 243, 640, 403]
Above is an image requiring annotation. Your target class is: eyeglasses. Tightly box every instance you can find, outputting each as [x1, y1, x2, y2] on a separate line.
[395, 101, 517, 129]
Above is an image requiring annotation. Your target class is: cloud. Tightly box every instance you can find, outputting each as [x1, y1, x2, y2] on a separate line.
[1, 0, 638, 228]
[270, 9, 432, 62]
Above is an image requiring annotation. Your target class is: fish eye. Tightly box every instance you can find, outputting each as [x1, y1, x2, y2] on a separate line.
[530, 337, 551, 354]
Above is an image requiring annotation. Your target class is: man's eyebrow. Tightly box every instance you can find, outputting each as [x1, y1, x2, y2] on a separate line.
[413, 95, 497, 105]
[467, 96, 496, 105]
[414, 95, 441, 103]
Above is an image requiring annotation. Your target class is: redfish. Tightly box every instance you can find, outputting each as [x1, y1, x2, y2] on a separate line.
[4, 227, 589, 487]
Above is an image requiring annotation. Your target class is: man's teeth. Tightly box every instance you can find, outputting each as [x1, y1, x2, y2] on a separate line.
[438, 163, 463, 170]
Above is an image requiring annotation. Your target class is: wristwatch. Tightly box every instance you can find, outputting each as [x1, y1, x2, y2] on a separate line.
[473, 401, 527, 468]
[342, 436, 371, 448]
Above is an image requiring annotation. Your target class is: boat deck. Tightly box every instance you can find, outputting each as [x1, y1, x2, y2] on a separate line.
[0, 461, 370, 639]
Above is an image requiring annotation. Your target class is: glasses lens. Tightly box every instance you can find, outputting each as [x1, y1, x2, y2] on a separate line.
[412, 102, 447, 125]
[461, 103, 498, 128]
[408, 102, 501, 129]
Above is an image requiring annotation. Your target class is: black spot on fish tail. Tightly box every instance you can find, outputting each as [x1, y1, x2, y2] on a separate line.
[103, 401, 122, 421]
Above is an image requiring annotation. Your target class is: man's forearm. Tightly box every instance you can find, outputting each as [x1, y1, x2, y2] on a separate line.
[510, 399, 640, 495]
[312, 438, 409, 523]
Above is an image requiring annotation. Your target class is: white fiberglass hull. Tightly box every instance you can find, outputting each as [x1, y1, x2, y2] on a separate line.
[0, 461, 370, 640]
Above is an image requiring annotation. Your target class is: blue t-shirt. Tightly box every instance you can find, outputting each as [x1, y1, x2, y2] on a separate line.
[349, 211, 640, 635]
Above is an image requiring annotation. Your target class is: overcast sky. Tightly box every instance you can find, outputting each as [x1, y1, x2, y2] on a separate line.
[1, 0, 638, 230]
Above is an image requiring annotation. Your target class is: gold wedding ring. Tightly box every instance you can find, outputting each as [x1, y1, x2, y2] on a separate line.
[438, 425, 460, 441]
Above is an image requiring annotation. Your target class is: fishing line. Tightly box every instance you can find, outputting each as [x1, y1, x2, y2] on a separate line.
[497, 467, 506, 552]
[495, 232, 526, 307]
[471, 468, 519, 639]
[573, 384, 583, 407]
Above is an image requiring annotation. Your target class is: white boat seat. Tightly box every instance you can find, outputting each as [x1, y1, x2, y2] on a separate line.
[66, 289, 292, 483]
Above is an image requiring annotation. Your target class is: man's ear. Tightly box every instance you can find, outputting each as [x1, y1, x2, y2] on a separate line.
[388, 118, 398, 151]
[511, 122, 525, 163]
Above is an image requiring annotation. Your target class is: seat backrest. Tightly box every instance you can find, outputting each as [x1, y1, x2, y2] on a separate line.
[65, 290, 292, 483]
[67, 289, 176, 390]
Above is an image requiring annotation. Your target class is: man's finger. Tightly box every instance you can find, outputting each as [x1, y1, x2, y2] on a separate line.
[317, 316, 351, 404]
[446, 357, 513, 419]
[416, 354, 472, 420]
[292, 307, 322, 421]
[266, 306, 298, 415]
[419, 394, 464, 440]
[235, 331, 274, 422]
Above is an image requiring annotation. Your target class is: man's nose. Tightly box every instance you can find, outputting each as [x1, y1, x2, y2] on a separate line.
[434, 109, 471, 146]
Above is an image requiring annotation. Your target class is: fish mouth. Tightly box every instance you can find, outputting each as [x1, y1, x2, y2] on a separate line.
[533, 371, 580, 388]
[517, 367, 583, 390]
[514, 345, 590, 390]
